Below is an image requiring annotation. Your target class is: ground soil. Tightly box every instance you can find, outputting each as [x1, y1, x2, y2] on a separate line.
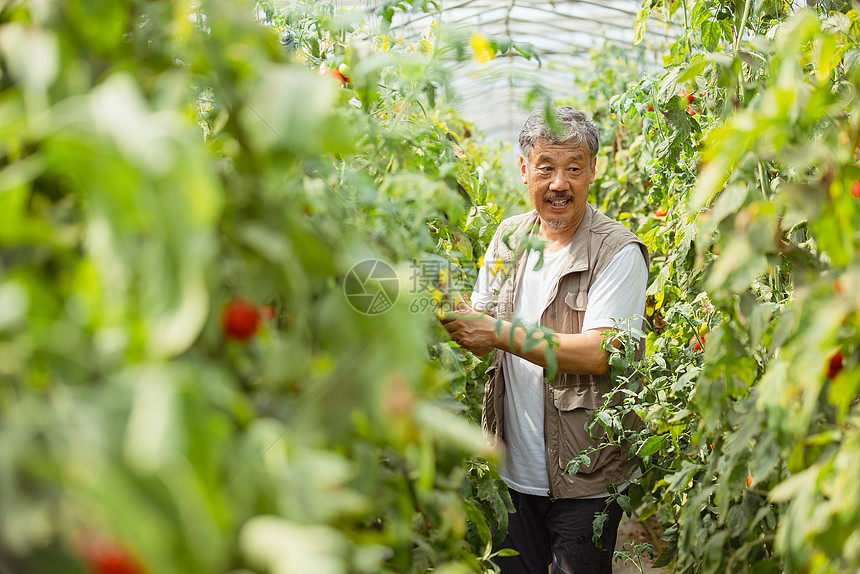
[613, 513, 670, 574]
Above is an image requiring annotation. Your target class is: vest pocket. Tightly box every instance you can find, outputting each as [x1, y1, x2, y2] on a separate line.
[556, 407, 602, 475]
[549, 374, 601, 411]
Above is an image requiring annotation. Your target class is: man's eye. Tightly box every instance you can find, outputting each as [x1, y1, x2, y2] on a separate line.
[540, 167, 552, 173]
[569, 167, 580, 173]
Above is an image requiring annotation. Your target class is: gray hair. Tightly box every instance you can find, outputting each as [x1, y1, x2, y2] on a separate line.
[518, 106, 600, 163]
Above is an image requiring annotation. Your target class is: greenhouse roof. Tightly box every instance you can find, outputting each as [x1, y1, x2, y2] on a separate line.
[323, 0, 675, 149]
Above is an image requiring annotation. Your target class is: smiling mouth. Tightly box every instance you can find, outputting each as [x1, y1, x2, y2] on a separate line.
[546, 197, 571, 207]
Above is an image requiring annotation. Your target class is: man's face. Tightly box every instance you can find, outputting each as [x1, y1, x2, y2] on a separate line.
[520, 138, 597, 235]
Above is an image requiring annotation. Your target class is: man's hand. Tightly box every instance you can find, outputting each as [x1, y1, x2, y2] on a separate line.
[440, 303, 497, 356]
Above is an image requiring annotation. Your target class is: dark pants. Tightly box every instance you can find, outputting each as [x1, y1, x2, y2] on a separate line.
[494, 489, 624, 574]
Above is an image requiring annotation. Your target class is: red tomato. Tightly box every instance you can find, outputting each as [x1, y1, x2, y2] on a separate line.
[78, 536, 145, 574]
[689, 336, 702, 352]
[826, 351, 844, 380]
[645, 103, 653, 112]
[747, 475, 753, 487]
[221, 298, 260, 342]
[851, 181, 860, 198]
[655, 207, 668, 218]
[680, 89, 695, 104]
[330, 67, 348, 84]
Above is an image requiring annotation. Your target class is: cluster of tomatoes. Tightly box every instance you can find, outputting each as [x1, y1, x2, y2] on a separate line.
[318, 62, 351, 86]
[641, 91, 698, 220]
[644, 89, 697, 116]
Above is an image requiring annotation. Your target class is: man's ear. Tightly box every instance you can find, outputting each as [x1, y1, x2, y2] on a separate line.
[520, 156, 528, 185]
[589, 157, 597, 184]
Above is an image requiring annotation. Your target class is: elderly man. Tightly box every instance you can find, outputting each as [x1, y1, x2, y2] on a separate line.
[443, 106, 649, 573]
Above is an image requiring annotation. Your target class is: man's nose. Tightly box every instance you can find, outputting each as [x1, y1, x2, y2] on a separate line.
[548, 169, 568, 190]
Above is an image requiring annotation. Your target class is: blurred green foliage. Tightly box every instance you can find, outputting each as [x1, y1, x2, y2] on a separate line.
[0, 0, 522, 572]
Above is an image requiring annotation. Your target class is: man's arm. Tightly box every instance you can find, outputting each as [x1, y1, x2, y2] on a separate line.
[444, 243, 648, 375]
[442, 309, 614, 375]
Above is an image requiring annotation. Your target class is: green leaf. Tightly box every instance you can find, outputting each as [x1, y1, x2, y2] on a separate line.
[381, 8, 395, 31]
[653, 539, 677, 568]
[493, 548, 519, 557]
[592, 511, 608, 549]
[666, 460, 701, 493]
[596, 410, 613, 429]
[476, 474, 500, 503]
[512, 42, 539, 64]
[544, 345, 558, 380]
[495, 35, 512, 54]
[521, 326, 544, 354]
[634, 9, 651, 46]
[565, 453, 592, 476]
[678, 55, 709, 83]
[465, 500, 493, 547]
[700, 20, 721, 52]
[637, 434, 669, 458]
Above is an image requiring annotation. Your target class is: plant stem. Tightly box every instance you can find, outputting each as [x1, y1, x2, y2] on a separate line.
[683, 315, 706, 352]
[650, 84, 668, 138]
[735, 0, 753, 51]
[682, 0, 691, 62]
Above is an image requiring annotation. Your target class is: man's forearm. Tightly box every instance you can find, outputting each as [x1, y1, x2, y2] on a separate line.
[444, 309, 615, 374]
[492, 320, 612, 376]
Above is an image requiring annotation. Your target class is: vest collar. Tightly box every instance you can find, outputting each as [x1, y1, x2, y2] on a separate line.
[560, 203, 594, 274]
[510, 203, 595, 273]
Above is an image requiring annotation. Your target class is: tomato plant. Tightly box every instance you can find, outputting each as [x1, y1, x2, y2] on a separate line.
[564, 1, 860, 572]
[0, 0, 519, 572]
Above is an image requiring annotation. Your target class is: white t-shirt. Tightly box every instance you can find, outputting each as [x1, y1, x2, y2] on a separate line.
[471, 233, 647, 497]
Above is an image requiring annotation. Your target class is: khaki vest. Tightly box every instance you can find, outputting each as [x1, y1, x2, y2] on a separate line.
[480, 204, 650, 499]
